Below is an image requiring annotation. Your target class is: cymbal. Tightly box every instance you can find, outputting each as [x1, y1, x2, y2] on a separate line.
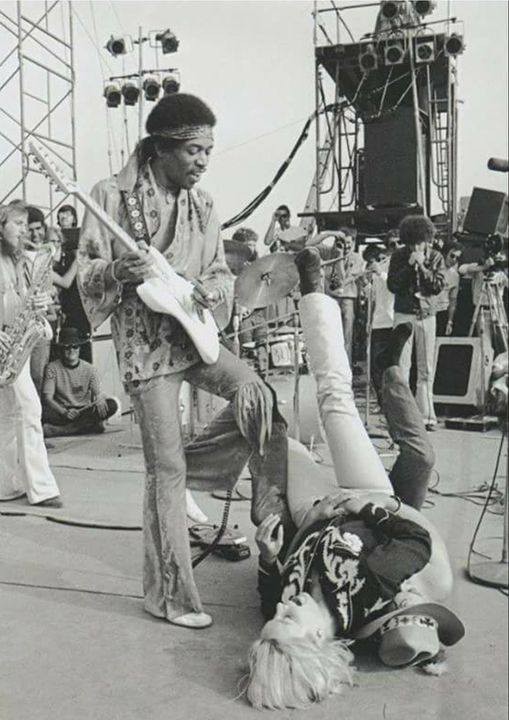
[277, 227, 308, 247]
[235, 253, 299, 310]
[224, 240, 254, 276]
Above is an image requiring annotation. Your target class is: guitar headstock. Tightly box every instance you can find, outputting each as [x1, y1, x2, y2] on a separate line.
[28, 141, 79, 195]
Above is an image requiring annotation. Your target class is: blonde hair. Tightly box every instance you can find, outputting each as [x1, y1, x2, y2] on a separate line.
[46, 226, 64, 244]
[0, 200, 28, 230]
[244, 636, 354, 710]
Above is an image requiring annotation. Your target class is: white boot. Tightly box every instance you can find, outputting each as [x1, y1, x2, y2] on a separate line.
[185, 489, 209, 524]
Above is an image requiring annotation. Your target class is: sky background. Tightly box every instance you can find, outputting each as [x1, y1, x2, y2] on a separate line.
[1, 0, 508, 243]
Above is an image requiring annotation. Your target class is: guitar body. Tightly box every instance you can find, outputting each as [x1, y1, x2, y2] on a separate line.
[29, 141, 221, 365]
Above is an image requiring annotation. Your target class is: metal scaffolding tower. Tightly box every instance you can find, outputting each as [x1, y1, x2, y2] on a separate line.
[0, 0, 77, 215]
[310, 1, 463, 239]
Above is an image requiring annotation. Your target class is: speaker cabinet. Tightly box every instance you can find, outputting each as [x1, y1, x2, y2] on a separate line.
[433, 337, 494, 408]
[463, 187, 508, 236]
[364, 106, 418, 206]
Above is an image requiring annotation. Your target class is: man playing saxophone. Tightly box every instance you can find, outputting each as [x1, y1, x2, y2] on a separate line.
[0, 200, 62, 507]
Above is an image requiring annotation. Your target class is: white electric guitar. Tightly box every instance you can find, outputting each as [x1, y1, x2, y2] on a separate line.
[29, 141, 220, 365]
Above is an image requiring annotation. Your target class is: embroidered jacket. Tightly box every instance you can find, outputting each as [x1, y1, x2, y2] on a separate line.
[77, 152, 234, 385]
[258, 503, 432, 637]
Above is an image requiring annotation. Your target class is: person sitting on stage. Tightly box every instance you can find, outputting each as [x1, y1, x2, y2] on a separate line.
[77, 92, 290, 630]
[0, 200, 62, 508]
[42, 326, 120, 437]
[387, 215, 445, 430]
[244, 248, 463, 710]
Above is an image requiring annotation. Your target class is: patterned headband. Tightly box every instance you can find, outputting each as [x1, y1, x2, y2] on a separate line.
[152, 125, 214, 141]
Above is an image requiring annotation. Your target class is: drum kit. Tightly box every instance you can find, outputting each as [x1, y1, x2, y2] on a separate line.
[220, 243, 322, 444]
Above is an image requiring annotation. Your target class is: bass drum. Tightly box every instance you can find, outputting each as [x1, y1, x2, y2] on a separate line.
[269, 374, 324, 446]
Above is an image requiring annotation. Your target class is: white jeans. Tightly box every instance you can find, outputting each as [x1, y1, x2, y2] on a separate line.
[289, 293, 391, 527]
[0, 361, 60, 503]
[393, 312, 437, 425]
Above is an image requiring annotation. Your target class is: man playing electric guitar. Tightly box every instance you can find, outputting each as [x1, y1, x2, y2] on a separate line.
[77, 94, 289, 630]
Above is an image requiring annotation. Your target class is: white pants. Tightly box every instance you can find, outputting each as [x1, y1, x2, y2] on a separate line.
[297, 293, 390, 501]
[393, 312, 437, 425]
[0, 361, 60, 504]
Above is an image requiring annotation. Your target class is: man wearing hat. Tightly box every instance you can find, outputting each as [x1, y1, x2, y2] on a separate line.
[42, 327, 119, 437]
[77, 93, 289, 630]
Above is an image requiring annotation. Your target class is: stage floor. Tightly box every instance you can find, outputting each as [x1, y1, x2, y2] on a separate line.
[0, 416, 507, 720]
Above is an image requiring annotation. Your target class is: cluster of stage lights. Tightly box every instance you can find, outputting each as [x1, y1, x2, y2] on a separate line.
[103, 28, 180, 108]
[105, 29, 179, 57]
[359, 0, 464, 73]
[103, 73, 180, 108]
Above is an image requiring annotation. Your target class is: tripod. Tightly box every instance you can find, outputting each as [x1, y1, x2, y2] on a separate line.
[468, 275, 508, 414]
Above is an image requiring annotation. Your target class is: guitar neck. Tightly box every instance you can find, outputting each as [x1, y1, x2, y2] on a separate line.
[74, 189, 141, 255]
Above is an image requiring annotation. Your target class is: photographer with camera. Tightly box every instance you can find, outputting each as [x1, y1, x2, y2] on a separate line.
[316, 227, 365, 363]
[458, 235, 508, 354]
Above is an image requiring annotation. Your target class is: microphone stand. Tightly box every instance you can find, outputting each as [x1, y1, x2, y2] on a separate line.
[292, 306, 301, 442]
[232, 301, 241, 357]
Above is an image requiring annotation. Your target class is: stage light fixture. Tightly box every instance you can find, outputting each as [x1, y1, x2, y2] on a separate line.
[413, 0, 436, 17]
[143, 75, 161, 101]
[444, 33, 464, 57]
[121, 80, 140, 106]
[156, 29, 179, 54]
[162, 74, 180, 95]
[359, 44, 378, 73]
[380, 1, 401, 20]
[105, 35, 128, 57]
[103, 81, 121, 108]
[384, 38, 406, 65]
[414, 36, 435, 63]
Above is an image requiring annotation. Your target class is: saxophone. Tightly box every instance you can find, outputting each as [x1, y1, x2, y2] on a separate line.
[0, 246, 54, 387]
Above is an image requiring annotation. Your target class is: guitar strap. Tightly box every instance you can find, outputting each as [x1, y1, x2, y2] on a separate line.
[120, 190, 152, 247]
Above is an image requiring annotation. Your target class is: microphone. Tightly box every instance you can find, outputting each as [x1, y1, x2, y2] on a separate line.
[487, 157, 509, 173]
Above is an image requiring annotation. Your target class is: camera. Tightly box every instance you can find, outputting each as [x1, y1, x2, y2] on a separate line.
[484, 233, 508, 271]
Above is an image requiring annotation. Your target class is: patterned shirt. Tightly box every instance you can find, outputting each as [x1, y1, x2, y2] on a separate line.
[77, 152, 234, 386]
[258, 503, 431, 637]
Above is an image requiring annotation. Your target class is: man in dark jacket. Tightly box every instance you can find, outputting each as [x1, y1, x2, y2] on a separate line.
[387, 215, 445, 429]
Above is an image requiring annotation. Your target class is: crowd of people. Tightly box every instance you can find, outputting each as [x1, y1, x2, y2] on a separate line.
[2, 91, 507, 710]
[232, 210, 507, 430]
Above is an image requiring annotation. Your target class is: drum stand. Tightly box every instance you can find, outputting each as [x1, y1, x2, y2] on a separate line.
[292, 309, 301, 442]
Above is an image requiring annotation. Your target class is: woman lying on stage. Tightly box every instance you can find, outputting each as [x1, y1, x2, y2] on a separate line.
[244, 248, 464, 710]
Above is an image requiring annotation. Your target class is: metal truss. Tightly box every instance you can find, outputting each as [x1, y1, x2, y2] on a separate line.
[0, 0, 76, 215]
[311, 1, 462, 238]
